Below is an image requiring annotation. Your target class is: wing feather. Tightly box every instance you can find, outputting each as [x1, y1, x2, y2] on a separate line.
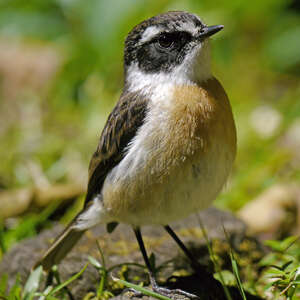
[85, 92, 148, 205]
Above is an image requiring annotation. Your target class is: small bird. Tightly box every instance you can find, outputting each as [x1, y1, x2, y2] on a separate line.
[36, 11, 236, 298]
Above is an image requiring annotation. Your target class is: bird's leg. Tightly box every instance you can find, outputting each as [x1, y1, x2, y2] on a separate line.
[45, 270, 54, 287]
[164, 225, 209, 275]
[133, 227, 199, 299]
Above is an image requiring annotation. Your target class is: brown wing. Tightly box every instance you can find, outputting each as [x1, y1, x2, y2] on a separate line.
[85, 92, 148, 206]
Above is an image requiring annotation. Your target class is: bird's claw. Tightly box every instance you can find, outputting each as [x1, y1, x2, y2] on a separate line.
[150, 275, 199, 299]
[124, 287, 144, 298]
[152, 285, 199, 299]
[125, 283, 199, 299]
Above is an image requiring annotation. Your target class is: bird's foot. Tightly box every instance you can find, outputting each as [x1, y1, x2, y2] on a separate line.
[124, 288, 144, 298]
[125, 275, 199, 299]
[152, 285, 199, 299]
[126, 286, 199, 299]
[149, 275, 199, 299]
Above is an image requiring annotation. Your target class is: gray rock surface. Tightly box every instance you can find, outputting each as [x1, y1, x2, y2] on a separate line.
[0, 207, 262, 299]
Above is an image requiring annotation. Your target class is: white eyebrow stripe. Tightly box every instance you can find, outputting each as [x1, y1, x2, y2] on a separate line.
[175, 21, 199, 35]
[140, 26, 162, 43]
[140, 21, 203, 46]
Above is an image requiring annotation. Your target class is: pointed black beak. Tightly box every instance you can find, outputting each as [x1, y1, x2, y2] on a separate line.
[197, 25, 224, 39]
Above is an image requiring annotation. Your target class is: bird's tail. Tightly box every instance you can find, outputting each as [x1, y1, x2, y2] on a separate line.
[34, 222, 85, 271]
[35, 195, 107, 271]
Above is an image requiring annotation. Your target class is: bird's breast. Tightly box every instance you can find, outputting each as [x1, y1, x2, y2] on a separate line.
[102, 77, 236, 225]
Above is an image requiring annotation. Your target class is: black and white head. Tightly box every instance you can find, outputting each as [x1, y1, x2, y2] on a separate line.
[124, 11, 223, 92]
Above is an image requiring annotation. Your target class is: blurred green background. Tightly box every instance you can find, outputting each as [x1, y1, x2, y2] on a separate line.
[0, 0, 299, 249]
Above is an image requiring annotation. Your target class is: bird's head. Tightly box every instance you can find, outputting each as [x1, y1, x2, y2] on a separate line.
[124, 11, 223, 92]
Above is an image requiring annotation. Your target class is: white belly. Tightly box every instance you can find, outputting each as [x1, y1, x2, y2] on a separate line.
[102, 133, 234, 225]
[101, 82, 236, 226]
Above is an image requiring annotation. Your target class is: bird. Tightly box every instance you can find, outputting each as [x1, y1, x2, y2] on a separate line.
[35, 11, 237, 298]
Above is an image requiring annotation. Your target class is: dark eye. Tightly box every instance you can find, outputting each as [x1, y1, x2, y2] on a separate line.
[158, 33, 174, 48]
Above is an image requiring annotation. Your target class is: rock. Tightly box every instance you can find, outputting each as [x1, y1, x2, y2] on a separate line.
[238, 184, 300, 237]
[0, 207, 262, 299]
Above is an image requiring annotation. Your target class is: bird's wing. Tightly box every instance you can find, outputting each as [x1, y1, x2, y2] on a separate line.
[85, 92, 148, 206]
[36, 93, 148, 270]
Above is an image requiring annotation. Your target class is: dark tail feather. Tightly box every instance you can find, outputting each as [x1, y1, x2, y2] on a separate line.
[34, 224, 85, 271]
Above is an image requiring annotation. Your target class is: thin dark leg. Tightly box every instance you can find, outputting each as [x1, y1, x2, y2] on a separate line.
[164, 225, 196, 263]
[45, 270, 54, 287]
[164, 225, 207, 273]
[133, 227, 199, 299]
[133, 227, 153, 273]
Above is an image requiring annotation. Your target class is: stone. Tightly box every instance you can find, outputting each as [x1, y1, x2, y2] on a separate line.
[0, 207, 263, 300]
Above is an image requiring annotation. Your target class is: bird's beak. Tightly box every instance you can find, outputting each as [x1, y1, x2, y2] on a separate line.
[197, 25, 224, 39]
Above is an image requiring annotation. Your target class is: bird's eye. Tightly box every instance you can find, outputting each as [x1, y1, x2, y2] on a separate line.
[157, 33, 174, 48]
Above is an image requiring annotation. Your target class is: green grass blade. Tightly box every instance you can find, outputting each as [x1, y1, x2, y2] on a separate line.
[96, 269, 107, 298]
[96, 240, 106, 269]
[88, 256, 102, 269]
[222, 226, 247, 300]
[47, 263, 88, 296]
[286, 267, 300, 300]
[231, 256, 247, 300]
[23, 266, 43, 300]
[197, 215, 233, 300]
[0, 274, 8, 297]
[37, 286, 53, 300]
[0, 221, 6, 254]
[8, 275, 22, 300]
[95, 241, 108, 297]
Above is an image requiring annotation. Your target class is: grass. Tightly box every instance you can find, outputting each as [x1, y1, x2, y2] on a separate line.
[0, 264, 89, 300]
[197, 215, 233, 300]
